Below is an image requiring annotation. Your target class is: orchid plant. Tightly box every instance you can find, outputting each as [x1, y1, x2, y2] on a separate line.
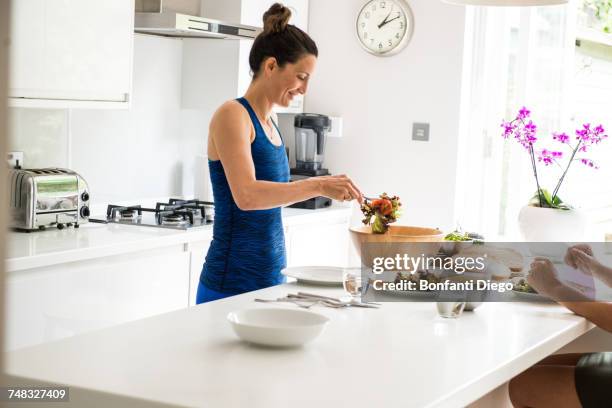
[501, 107, 608, 210]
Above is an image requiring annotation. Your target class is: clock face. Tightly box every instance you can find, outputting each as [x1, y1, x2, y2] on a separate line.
[356, 0, 414, 56]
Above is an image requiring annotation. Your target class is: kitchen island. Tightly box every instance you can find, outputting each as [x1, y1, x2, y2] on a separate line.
[5, 282, 594, 408]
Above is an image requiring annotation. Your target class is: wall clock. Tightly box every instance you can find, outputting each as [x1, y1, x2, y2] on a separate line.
[356, 0, 415, 57]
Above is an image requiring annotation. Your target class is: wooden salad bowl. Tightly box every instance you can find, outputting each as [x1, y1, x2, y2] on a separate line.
[349, 225, 445, 268]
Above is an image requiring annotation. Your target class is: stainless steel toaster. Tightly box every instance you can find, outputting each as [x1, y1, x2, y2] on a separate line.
[9, 168, 90, 231]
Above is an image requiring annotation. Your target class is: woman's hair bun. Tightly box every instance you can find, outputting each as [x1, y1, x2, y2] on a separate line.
[263, 3, 292, 34]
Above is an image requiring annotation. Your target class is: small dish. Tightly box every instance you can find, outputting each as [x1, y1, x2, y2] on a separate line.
[227, 308, 329, 347]
[440, 240, 476, 256]
[512, 290, 554, 303]
[464, 302, 482, 311]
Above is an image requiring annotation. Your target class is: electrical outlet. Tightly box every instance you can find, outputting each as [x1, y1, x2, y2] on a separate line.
[7, 151, 24, 168]
[412, 123, 430, 142]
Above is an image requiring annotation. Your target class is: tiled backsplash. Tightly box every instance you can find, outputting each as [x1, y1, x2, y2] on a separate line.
[8, 108, 69, 168]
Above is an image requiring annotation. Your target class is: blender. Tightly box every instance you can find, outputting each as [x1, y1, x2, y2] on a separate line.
[289, 113, 333, 209]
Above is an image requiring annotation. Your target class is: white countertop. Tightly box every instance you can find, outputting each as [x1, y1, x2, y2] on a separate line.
[5, 205, 353, 272]
[5, 282, 594, 408]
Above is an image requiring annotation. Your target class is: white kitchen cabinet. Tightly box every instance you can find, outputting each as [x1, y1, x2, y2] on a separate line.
[182, 0, 309, 113]
[8, 0, 134, 108]
[6, 245, 189, 351]
[285, 218, 351, 267]
[187, 238, 213, 306]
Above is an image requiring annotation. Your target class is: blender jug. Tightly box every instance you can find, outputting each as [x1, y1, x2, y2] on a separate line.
[294, 114, 331, 172]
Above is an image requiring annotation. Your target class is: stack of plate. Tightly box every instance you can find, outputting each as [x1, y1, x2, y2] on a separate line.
[281, 266, 358, 286]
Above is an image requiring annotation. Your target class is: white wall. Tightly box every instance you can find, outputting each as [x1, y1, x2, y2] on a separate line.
[305, 0, 466, 230]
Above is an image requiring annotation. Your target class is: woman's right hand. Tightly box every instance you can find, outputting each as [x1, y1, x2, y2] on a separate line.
[316, 174, 363, 204]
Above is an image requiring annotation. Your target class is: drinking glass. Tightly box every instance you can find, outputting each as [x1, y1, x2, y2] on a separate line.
[343, 267, 363, 298]
[436, 288, 468, 318]
[436, 301, 467, 318]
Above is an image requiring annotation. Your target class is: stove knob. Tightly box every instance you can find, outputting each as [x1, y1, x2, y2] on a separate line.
[57, 223, 65, 230]
[80, 206, 90, 218]
[81, 192, 90, 202]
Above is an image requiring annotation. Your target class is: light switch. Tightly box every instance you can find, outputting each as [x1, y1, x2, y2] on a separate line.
[328, 117, 343, 138]
[412, 123, 430, 142]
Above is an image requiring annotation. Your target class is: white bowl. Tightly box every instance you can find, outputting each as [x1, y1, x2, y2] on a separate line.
[227, 308, 329, 347]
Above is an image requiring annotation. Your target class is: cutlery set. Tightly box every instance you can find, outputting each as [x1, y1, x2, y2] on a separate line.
[255, 292, 380, 309]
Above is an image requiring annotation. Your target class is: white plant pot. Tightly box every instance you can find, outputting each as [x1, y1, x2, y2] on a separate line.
[518, 205, 587, 259]
[518, 205, 587, 242]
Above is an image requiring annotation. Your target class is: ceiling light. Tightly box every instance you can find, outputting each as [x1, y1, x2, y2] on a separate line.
[443, 0, 569, 6]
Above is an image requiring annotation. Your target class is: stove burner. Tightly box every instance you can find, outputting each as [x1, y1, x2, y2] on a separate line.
[184, 208, 204, 219]
[161, 214, 186, 226]
[120, 209, 137, 220]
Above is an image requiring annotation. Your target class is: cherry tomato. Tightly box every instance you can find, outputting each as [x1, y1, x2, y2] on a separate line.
[372, 199, 392, 216]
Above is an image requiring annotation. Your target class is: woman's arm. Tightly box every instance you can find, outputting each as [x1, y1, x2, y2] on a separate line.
[210, 102, 362, 211]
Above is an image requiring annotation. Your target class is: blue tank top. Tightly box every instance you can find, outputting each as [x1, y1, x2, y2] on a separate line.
[200, 97, 290, 295]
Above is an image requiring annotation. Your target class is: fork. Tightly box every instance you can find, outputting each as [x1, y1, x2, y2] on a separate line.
[295, 292, 382, 307]
[254, 298, 320, 309]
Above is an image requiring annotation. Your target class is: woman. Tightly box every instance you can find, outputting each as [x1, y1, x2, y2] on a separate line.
[196, 3, 362, 304]
[509, 245, 612, 408]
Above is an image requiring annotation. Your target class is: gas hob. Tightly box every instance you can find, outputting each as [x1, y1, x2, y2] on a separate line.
[92, 198, 214, 230]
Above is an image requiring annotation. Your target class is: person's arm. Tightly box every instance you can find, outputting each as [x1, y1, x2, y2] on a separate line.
[565, 246, 612, 287]
[558, 299, 612, 334]
[210, 102, 362, 211]
[529, 257, 612, 334]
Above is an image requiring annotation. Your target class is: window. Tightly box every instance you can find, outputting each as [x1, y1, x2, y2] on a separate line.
[456, 2, 612, 240]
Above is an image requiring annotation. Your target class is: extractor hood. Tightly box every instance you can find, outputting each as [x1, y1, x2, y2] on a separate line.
[134, 0, 261, 40]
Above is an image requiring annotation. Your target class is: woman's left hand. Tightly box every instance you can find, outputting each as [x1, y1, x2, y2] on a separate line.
[527, 257, 563, 298]
[567, 246, 606, 279]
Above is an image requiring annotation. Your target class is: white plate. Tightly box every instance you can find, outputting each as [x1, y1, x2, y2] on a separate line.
[512, 290, 553, 303]
[282, 266, 356, 286]
[227, 308, 329, 347]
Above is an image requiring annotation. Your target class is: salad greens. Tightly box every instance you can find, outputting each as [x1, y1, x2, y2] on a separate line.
[514, 279, 537, 294]
[444, 231, 485, 243]
[361, 193, 401, 234]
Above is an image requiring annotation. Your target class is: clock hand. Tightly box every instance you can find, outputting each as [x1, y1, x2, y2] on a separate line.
[377, 4, 395, 29]
[378, 15, 400, 29]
